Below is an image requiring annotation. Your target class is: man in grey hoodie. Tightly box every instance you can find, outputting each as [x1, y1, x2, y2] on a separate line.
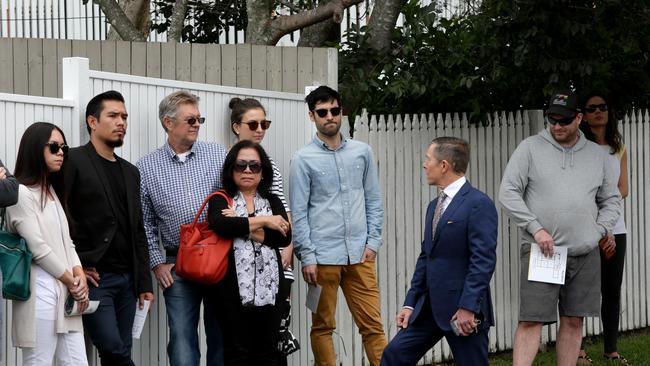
[499, 90, 621, 366]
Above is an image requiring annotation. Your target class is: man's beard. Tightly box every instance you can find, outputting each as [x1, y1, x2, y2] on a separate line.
[106, 137, 124, 148]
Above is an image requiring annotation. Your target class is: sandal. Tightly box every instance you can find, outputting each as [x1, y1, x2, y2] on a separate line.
[577, 350, 593, 365]
[604, 353, 629, 364]
[576, 350, 593, 365]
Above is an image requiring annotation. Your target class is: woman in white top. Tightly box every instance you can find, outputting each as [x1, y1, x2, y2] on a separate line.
[6, 122, 89, 365]
[577, 94, 629, 365]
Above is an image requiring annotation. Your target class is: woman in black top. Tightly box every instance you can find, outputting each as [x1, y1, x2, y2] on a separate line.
[208, 140, 291, 366]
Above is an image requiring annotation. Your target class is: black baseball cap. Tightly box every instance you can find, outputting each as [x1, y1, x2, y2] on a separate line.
[546, 90, 579, 118]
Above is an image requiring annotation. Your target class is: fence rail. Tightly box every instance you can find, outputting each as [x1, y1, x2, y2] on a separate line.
[353, 110, 649, 363]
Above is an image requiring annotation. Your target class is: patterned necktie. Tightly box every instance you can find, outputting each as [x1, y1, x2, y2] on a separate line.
[431, 190, 447, 237]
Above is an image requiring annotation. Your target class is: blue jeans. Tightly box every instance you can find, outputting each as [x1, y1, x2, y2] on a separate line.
[83, 272, 136, 366]
[163, 266, 224, 366]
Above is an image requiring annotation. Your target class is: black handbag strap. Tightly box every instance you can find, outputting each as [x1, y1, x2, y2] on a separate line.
[0, 208, 6, 230]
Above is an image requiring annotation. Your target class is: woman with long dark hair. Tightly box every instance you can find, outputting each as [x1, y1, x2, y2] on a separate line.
[578, 94, 629, 364]
[207, 140, 291, 365]
[5, 122, 89, 365]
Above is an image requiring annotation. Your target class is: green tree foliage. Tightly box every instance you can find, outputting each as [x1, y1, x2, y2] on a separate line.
[339, 0, 650, 118]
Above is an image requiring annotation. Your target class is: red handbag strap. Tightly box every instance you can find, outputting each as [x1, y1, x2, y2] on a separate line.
[190, 190, 233, 227]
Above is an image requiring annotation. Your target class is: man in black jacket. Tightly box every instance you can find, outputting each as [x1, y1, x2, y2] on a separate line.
[64, 91, 153, 366]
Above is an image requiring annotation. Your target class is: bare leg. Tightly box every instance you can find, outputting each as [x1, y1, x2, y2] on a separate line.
[513, 321, 543, 366]
[556, 316, 583, 366]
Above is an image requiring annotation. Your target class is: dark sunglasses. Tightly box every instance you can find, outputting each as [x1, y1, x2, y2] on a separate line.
[239, 120, 271, 131]
[584, 104, 608, 113]
[177, 117, 205, 125]
[313, 107, 341, 118]
[547, 115, 575, 126]
[45, 142, 69, 155]
[234, 160, 262, 174]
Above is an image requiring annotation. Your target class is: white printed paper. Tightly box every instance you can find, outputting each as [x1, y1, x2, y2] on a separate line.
[306, 284, 322, 314]
[528, 244, 567, 285]
[132, 299, 151, 339]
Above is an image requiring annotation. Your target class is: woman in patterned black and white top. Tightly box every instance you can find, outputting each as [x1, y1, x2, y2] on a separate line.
[228, 97, 299, 362]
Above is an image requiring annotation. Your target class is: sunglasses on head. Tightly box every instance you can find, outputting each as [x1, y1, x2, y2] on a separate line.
[234, 160, 262, 174]
[313, 107, 341, 118]
[547, 115, 575, 126]
[45, 142, 69, 155]
[584, 104, 608, 113]
[239, 120, 271, 131]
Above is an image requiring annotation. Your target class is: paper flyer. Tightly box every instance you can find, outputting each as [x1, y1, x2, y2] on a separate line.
[132, 299, 151, 339]
[528, 243, 568, 285]
[306, 284, 322, 314]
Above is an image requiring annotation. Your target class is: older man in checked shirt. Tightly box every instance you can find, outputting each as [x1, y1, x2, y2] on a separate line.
[137, 91, 227, 366]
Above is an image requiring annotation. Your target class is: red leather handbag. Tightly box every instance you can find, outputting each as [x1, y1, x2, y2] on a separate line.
[176, 190, 233, 284]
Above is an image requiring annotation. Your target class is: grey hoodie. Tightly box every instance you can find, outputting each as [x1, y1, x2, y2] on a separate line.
[499, 128, 621, 256]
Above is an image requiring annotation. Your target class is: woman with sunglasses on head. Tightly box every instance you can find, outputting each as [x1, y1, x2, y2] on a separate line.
[577, 94, 629, 365]
[228, 97, 298, 362]
[207, 140, 291, 365]
[5, 122, 89, 365]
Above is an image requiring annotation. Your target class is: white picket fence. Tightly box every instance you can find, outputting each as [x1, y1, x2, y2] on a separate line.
[2, 63, 649, 365]
[353, 110, 650, 363]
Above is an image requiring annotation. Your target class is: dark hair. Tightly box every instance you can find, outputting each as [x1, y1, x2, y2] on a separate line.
[14, 122, 68, 209]
[85, 90, 125, 134]
[579, 93, 623, 155]
[305, 86, 341, 111]
[222, 140, 274, 198]
[431, 136, 470, 174]
[229, 97, 266, 135]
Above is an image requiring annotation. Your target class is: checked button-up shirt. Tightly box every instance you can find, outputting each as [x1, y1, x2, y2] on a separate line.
[137, 141, 227, 269]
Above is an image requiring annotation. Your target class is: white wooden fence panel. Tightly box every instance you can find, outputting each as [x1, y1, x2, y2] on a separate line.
[354, 109, 650, 364]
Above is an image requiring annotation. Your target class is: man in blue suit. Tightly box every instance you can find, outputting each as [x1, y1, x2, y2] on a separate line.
[381, 137, 498, 366]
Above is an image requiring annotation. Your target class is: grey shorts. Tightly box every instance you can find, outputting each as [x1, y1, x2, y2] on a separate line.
[519, 243, 601, 324]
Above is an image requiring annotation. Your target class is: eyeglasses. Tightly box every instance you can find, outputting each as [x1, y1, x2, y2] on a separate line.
[234, 160, 262, 174]
[547, 115, 575, 126]
[238, 120, 271, 131]
[584, 104, 608, 113]
[45, 142, 69, 155]
[313, 107, 341, 118]
[175, 116, 205, 125]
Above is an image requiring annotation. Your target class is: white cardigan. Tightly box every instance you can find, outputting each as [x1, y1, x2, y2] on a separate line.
[5, 184, 83, 348]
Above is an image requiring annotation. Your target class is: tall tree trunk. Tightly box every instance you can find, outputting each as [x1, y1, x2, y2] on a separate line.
[343, 0, 405, 115]
[96, 0, 148, 41]
[365, 0, 405, 51]
[106, 0, 151, 41]
[167, 0, 190, 42]
[297, 0, 341, 47]
[246, 0, 274, 44]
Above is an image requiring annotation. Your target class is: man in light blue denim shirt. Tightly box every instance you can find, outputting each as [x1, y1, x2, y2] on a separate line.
[289, 86, 386, 365]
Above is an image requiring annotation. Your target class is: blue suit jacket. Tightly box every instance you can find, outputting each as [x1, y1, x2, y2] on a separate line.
[404, 181, 498, 332]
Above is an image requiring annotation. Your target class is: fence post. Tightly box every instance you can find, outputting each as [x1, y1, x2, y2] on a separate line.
[527, 109, 545, 135]
[326, 48, 338, 88]
[62, 57, 91, 146]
